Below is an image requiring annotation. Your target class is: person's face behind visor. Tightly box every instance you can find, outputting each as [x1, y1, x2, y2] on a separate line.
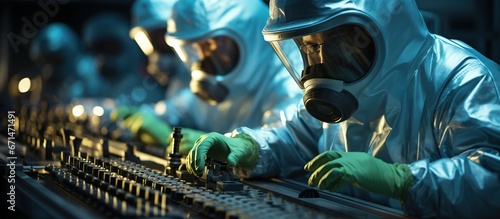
[148, 27, 175, 54]
[269, 24, 376, 89]
[173, 35, 239, 76]
[132, 27, 178, 85]
[171, 35, 240, 104]
[297, 24, 375, 83]
[268, 24, 376, 123]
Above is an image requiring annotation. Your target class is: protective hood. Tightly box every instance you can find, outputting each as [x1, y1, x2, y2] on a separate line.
[241, 1, 500, 217]
[82, 12, 142, 78]
[131, 0, 177, 31]
[29, 23, 81, 81]
[263, 0, 431, 122]
[160, 0, 303, 133]
[166, 0, 282, 99]
[129, 0, 190, 89]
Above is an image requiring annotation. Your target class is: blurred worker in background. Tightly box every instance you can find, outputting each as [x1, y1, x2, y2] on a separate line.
[110, 0, 303, 155]
[110, 0, 193, 145]
[185, 0, 500, 218]
[29, 22, 91, 104]
[81, 11, 165, 106]
[129, 0, 190, 99]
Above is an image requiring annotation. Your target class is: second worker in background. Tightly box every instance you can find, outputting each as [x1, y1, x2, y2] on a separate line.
[110, 0, 303, 154]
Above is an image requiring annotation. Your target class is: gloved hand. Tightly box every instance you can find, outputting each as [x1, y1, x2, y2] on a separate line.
[109, 105, 139, 121]
[186, 132, 260, 176]
[304, 151, 414, 201]
[166, 128, 207, 155]
[110, 106, 171, 145]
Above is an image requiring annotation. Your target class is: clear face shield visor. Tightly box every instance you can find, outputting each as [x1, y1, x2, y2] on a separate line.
[131, 26, 175, 56]
[268, 24, 376, 89]
[167, 35, 240, 104]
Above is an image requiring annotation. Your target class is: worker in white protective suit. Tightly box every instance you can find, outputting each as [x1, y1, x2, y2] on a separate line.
[29, 23, 91, 103]
[129, 0, 190, 98]
[81, 12, 165, 105]
[185, 0, 500, 218]
[111, 0, 303, 154]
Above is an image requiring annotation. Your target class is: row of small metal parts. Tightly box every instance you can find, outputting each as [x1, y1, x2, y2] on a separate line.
[45, 155, 331, 218]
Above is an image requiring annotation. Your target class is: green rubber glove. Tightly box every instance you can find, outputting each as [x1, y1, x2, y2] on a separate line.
[109, 105, 139, 121]
[166, 128, 207, 155]
[110, 106, 171, 146]
[304, 151, 414, 201]
[186, 132, 260, 177]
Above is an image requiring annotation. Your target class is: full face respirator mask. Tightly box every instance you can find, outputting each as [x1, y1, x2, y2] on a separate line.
[169, 35, 240, 105]
[263, 8, 384, 123]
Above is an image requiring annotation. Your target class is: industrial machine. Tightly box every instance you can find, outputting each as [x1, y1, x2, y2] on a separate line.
[0, 102, 408, 219]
